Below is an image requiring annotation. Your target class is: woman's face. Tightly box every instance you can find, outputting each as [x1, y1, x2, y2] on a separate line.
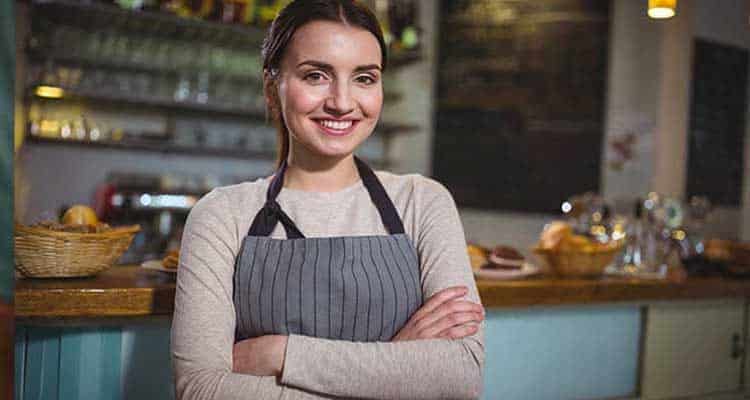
[275, 20, 383, 161]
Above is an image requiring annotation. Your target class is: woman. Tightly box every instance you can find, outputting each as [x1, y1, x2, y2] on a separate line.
[171, 1, 485, 399]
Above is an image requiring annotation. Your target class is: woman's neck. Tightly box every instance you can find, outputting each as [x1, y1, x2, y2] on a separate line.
[283, 151, 360, 193]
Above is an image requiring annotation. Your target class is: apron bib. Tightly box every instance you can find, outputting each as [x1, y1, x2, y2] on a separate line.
[233, 157, 423, 342]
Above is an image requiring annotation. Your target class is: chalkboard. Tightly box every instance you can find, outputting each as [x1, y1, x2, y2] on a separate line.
[433, 0, 610, 213]
[687, 39, 748, 207]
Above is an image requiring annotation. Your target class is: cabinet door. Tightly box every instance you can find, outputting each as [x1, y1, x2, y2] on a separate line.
[641, 300, 744, 399]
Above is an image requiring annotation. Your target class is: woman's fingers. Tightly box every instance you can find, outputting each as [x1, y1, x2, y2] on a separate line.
[410, 286, 468, 323]
[392, 286, 484, 342]
[438, 322, 481, 340]
[413, 300, 483, 332]
[419, 311, 483, 339]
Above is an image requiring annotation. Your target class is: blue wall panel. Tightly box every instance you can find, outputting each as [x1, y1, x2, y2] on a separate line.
[58, 329, 83, 400]
[481, 306, 641, 400]
[58, 328, 121, 400]
[14, 326, 26, 400]
[121, 320, 174, 400]
[16, 322, 172, 400]
[24, 328, 60, 400]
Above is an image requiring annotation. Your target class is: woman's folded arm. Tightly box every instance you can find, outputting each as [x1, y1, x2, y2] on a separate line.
[172, 189, 288, 400]
[280, 332, 483, 399]
[279, 177, 485, 399]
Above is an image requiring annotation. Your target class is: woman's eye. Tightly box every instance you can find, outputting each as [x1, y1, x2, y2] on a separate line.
[356, 75, 378, 85]
[304, 72, 327, 83]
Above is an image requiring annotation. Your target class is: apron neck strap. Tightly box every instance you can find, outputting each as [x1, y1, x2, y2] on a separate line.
[354, 157, 405, 235]
[247, 159, 304, 238]
[247, 156, 405, 237]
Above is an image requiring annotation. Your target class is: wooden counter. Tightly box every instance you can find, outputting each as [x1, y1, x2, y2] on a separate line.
[477, 275, 750, 308]
[15, 266, 175, 318]
[14, 265, 750, 318]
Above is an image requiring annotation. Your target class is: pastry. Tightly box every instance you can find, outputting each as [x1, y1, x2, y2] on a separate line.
[467, 244, 488, 272]
[62, 205, 99, 225]
[539, 221, 573, 250]
[162, 250, 179, 269]
[487, 245, 524, 270]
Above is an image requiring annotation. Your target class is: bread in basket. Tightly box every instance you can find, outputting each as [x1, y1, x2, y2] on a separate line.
[14, 223, 140, 278]
[532, 221, 624, 278]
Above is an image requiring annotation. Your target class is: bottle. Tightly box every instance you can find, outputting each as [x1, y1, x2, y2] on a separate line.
[374, 0, 393, 46]
[388, 0, 418, 50]
[621, 199, 644, 273]
[257, 0, 288, 25]
[222, 0, 257, 24]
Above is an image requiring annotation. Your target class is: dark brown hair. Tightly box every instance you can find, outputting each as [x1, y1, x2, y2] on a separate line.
[261, 0, 388, 168]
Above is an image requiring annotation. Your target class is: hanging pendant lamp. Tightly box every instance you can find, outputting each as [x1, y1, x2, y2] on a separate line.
[648, 0, 677, 19]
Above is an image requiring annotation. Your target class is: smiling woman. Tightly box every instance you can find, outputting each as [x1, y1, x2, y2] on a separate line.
[170, 1, 485, 399]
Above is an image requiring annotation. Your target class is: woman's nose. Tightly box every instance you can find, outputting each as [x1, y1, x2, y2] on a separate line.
[324, 81, 354, 116]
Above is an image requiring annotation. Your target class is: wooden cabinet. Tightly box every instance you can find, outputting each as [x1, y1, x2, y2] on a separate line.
[640, 300, 746, 399]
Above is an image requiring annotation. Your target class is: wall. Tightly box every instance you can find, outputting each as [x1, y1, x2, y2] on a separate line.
[15, 145, 273, 223]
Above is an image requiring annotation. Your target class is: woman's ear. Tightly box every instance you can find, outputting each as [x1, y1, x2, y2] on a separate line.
[263, 70, 279, 114]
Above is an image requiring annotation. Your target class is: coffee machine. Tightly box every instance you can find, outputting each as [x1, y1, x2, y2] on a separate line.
[95, 173, 203, 264]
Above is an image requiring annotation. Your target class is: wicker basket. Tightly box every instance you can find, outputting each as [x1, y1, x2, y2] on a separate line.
[14, 223, 140, 278]
[532, 242, 624, 278]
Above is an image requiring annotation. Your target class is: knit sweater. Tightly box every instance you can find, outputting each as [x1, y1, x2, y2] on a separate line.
[171, 170, 485, 400]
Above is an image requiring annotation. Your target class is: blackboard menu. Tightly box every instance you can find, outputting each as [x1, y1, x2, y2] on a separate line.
[433, 0, 610, 213]
[687, 39, 748, 207]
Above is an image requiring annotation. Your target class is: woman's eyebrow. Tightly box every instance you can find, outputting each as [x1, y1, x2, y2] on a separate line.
[353, 64, 382, 73]
[296, 60, 382, 73]
[297, 60, 333, 72]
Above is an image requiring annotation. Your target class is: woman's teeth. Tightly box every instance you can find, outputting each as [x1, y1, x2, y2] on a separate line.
[319, 120, 353, 130]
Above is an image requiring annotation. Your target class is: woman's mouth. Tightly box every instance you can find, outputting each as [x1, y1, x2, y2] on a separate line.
[314, 119, 359, 137]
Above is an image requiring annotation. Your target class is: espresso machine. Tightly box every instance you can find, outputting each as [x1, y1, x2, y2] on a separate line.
[94, 173, 204, 264]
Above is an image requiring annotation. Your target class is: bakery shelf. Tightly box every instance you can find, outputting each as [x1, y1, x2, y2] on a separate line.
[31, 0, 265, 50]
[25, 53, 259, 83]
[24, 135, 390, 168]
[30, 0, 422, 69]
[26, 134, 275, 160]
[28, 85, 266, 120]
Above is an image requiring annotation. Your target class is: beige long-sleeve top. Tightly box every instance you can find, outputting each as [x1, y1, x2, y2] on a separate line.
[171, 170, 485, 400]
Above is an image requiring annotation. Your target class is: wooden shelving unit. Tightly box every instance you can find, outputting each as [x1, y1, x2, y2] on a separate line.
[31, 0, 266, 49]
[26, 134, 275, 160]
[24, 0, 423, 166]
[31, 0, 422, 66]
[29, 85, 266, 120]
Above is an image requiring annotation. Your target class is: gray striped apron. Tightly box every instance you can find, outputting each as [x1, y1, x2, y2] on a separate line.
[233, 157, 423, 342]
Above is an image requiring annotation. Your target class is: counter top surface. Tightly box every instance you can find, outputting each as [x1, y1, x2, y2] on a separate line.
[15, 265, 175, 318]
[14, 265, 750, 318]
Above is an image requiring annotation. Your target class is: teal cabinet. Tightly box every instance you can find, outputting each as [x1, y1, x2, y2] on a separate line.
[15, 307, 639, 400]
[482, 305, 641, 400]
[15, 319, 174, 400]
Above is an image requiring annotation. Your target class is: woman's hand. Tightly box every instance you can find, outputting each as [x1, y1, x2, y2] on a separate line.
[393, 286, 484, 341]
[232, 335, 288, 376]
